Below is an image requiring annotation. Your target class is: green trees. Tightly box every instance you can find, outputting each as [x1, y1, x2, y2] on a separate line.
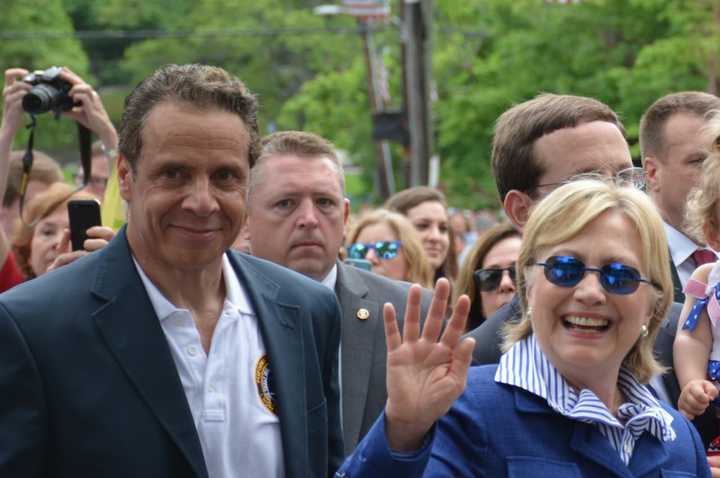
[1, 0, 718, 208]
[1, 0, 90, 152]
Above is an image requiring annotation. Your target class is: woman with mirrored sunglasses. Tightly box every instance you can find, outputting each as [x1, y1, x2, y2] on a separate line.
[454, 222, 521, 331]
[339, 179, 710, 477]
[346, 209, 433, 288]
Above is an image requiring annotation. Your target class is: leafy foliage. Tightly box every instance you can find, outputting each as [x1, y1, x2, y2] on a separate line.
[1, 0, 718, 208]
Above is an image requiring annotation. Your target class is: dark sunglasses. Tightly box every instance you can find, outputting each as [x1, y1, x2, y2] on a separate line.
[474, 266, 516, 292]
[347, 240, 401, 261]
[535, 255, 658, 295]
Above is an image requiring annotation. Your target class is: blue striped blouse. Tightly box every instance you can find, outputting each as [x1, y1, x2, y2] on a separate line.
[495, 335, 676, 465]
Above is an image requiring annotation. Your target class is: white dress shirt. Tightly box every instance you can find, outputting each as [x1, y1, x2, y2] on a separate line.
[664, 221, 708, 286]
[134, 254, 284, 478]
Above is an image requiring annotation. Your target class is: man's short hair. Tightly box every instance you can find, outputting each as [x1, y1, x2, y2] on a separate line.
[3, 150, 62, 207]
[639, 91, 720, 160]
[492, 93, 625, 202]
[249, 131, 344, 195]
[118, 64, 259, 171]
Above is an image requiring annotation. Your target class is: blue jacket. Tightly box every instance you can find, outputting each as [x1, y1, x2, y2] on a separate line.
[338, 365, 710, 477]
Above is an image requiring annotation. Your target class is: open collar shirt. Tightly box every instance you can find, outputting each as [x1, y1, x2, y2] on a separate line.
[134, 253, 284, 478]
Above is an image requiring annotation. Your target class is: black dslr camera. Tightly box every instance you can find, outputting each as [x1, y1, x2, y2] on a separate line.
[22, 66, 74, 116]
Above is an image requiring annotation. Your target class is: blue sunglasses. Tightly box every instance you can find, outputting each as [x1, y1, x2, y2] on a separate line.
[535, 255, 658, 295]
[347, 240, 401, 261]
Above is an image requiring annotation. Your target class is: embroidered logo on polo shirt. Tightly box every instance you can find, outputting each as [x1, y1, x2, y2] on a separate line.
[255, 354, 277, 414]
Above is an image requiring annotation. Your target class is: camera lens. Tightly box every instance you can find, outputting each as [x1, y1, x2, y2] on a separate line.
[23, 84, 59, 115]
[22, 84, 62, 115]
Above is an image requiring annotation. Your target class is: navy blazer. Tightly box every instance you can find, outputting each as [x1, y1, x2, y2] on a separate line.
[0, 228, 343, 477]
[338, 366, 710, 478]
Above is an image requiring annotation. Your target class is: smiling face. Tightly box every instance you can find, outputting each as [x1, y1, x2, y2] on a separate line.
[526, 209, 653, 390]
[405, 200, 450, 272]
[247, 154, 349, 281]
[354, 220, 408, 282]
[118, 101, 250, 275]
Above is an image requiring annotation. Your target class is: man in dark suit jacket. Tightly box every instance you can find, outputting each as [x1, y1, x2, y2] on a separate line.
[246, 131, 431, 455]
[0, 64, 342, 477]
[464, 93, 719, 452]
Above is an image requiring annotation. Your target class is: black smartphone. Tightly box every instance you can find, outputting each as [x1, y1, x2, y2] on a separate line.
[67, 199, 102, 251]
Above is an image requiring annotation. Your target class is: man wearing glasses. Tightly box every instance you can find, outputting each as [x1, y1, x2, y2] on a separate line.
[464, 92, 720, 464]
[245, 131, 431, 456]
[467, 96, 679, 364]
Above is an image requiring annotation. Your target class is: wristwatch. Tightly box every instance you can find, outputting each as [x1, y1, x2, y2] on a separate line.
[101, 143, 118, 161]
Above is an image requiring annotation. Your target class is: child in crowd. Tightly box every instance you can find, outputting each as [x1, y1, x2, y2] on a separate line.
[674, 114, 720, 455]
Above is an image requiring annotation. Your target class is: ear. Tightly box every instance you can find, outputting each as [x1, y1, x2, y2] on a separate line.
[643, 156, 660, 193]
[503, 190, 533, 230]
[117, 154, 134, 202]
[342, 198, 350, 226]
[704, 218, 720, 251]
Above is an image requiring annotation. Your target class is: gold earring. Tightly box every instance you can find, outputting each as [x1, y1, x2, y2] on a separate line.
[640, 324, 649, 338]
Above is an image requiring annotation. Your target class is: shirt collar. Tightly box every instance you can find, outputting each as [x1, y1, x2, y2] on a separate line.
[320, 263, 338, 291]
[495, 335, 675, 442]
[133, 253, 254, 321]
[663, 221, 702, 267]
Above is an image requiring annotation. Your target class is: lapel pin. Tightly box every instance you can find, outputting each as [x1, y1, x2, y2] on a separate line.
[356, 308, 370, 320]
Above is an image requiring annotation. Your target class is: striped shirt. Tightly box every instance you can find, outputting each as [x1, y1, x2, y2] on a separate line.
[495, 335, 676, 465]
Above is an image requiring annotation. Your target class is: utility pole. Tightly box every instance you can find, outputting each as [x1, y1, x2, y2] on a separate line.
[358, 20, 395, 199]
[402, 0, 433, 186]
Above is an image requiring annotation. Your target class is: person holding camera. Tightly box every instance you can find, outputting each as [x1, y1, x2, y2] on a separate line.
[0, 67, 115, 290]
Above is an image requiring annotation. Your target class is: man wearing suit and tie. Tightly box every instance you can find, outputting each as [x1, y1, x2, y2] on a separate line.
[640, 91, 720, 451]
[640, 92, 720, 301]
[0, 64, 342, 477]
[245, 131, 431, 455]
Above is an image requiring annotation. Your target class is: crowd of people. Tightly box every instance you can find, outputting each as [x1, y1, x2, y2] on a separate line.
[1, 61, 720, 478]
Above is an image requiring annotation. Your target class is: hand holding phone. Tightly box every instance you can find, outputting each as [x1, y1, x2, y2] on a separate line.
[67, 199, 102, 251]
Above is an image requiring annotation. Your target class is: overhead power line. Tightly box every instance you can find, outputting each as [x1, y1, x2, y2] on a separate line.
[0, 25, 484, 41]
[0, 26, 394, 40]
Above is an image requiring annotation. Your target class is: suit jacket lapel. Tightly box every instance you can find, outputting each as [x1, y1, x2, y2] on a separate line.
[91, 228, 208, 478]
[228, 253, 306, 477]
[335, 262, 381, 453]
[669, 255, 685, 302]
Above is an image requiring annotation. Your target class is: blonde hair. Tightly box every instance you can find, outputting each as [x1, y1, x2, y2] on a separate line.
[501, 179, 672, 383]
[685, 111, 720, 244]
[347, 208, 433, 288]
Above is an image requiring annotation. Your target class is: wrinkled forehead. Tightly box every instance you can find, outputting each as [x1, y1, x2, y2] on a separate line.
[138, 101, 250, 164]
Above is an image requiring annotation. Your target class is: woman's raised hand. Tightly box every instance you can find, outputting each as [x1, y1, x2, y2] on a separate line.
[383, 278, 475, 451]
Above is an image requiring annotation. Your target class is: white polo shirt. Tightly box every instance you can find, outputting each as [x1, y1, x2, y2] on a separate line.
[134, 253, 284, 478]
